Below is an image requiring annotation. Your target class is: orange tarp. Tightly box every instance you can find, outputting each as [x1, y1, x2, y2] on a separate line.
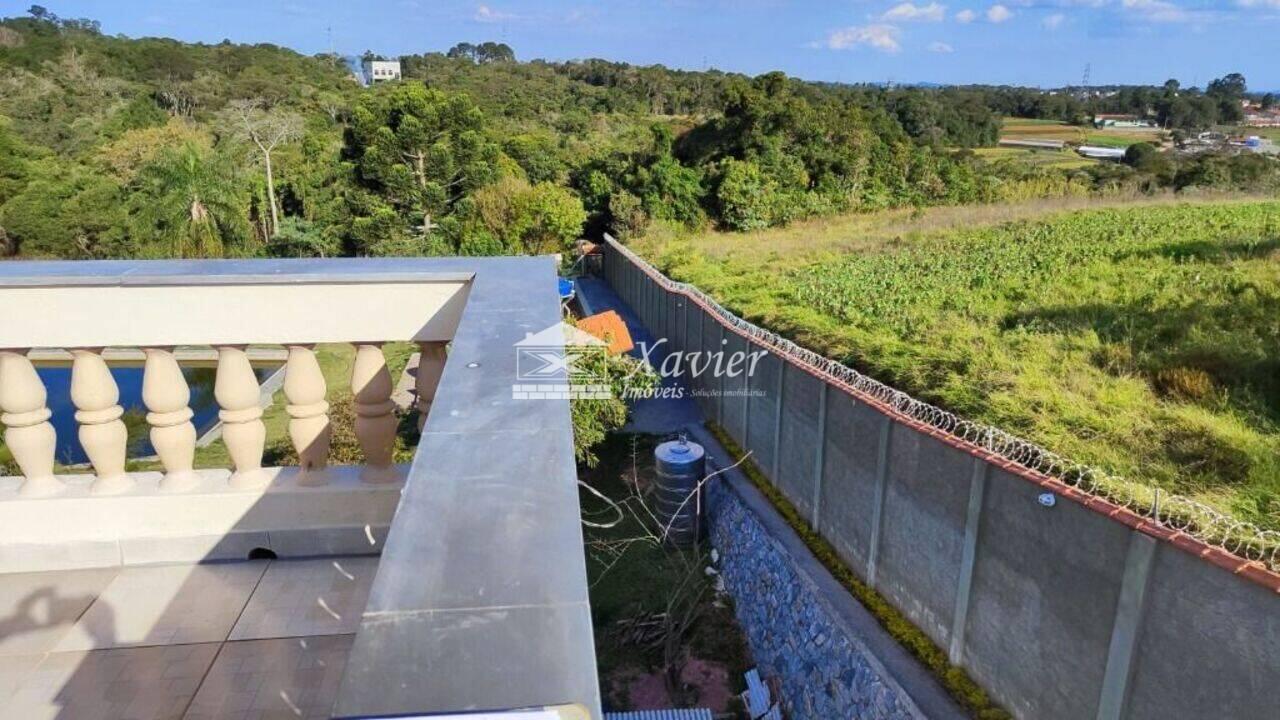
[577, 310, 634, 355]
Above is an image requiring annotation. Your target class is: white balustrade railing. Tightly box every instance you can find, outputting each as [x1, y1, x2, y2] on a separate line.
[0, 262, 469, 500]
[0, 342, 452, 497]
[0, 350, 60, 497]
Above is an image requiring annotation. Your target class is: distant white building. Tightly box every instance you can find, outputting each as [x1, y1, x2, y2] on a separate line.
[362, 59, 402, 83]
[1092, 114, 1157, 129]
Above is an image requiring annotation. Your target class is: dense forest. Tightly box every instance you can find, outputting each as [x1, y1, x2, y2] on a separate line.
[0, 6, 1276, 261]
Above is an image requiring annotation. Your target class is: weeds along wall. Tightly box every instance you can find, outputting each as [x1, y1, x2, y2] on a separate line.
[602, 237, 1280, 720]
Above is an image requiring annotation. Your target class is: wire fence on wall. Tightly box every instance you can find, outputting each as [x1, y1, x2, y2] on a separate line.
[603, 234, 1280, 573]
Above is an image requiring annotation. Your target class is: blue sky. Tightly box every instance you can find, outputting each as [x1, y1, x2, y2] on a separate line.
[14, 1, 1279, 89]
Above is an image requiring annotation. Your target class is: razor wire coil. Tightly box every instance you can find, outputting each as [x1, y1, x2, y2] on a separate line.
[603, 235, 1280, 572]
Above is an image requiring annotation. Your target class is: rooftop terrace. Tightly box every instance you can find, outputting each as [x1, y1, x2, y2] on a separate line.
[0, 257, 600, 718]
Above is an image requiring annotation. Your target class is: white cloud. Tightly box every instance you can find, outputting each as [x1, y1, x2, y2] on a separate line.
[1236, 0, 1280, 6]
[1121, 0, 1189, 22]
[929, 41, 955, 52]
[474, 4, 517, 23]
[955, 8, 977, 22]
[881, 2, 947, 22]
[1043, 12, 1066, 28]
[825, 24, 903, 53]
[987, 4, 1014, 22]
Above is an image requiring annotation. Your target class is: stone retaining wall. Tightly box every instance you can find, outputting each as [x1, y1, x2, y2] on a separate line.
[707, 469, 960, 720]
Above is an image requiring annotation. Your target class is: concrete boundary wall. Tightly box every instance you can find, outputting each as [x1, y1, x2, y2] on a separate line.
[602, 240, 1280, 720]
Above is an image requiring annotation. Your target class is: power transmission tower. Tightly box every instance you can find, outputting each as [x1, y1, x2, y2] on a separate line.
[1082, 63, 1091, 91]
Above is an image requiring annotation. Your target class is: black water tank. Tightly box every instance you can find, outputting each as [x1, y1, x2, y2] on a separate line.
[653, 438, 706, 546]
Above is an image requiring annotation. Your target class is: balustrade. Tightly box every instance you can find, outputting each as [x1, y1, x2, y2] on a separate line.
[0, 341, 427, 495]
[0, 350, 60, 497]
[70, 348, 132, 494]
[351, 343, 397, 484]
[415, 342, 447, 430]
[284, 344, 331, 484]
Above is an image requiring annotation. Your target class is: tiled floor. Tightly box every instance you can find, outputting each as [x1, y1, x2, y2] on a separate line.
[0, 557, 379, 720]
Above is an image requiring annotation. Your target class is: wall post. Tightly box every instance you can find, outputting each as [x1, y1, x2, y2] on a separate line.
[770, 361, 787, 483]
[811, 381, 829, 529]
[948, 458, 988, 665]
[866, 414, 893, 587]
[1096, 532, 1158, 720]
[716, 325, 725, 424]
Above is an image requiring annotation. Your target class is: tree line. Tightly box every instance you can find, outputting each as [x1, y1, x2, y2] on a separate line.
[1, 7, 1275, 260]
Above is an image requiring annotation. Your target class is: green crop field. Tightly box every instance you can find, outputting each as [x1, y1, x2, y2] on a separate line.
[634, 200, 1280, 529]
[973, 146, 1097, 170]
[999, 117, 1085, 143]
[999, 117, 1167, 150]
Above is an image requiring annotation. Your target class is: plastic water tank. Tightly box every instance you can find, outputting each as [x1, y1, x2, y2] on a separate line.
[653, 438, 706, 546]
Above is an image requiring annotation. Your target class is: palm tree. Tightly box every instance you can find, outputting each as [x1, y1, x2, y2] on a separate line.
[132, 143, 249, 258]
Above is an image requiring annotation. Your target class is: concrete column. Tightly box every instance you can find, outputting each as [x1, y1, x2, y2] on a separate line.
[414, 341, 447, 430]
[142, 347, 198, 492]
[686, 298, 696, 356]
[0, 350, 61, 497]
[811, 382, 829, 529]
[1096, 532, 1158, 720]
[284, 345, 331, 484]
[639, 270, 647, 324]
[215, 345, 268, 489]
[651, 278, 658, 330]
[770, 361, 786, 482]
[352, 343, 398, 484]
[697, 308, 706, 397]
[715, 326, 725, 424]
[866, 414, 893, 586]
[624, 260, 632, 305]
[646, 273, 655, 328]
[665, 292, 675, 348]
[674, 299, 684, 353]
[948, 458, 989, 665]
[70, 348, 132, 495]
[632, 262, 640, 307]
[739, 341, 752, 448]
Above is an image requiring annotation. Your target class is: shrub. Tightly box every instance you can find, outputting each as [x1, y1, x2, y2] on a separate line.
[570, 348, 658, 467]
[1153, 366, 1215, 401]
[715, 158, 774, 231]
[607, 189, 649, 241]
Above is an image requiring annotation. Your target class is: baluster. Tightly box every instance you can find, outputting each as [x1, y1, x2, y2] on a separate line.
[142, 348, 198, 492]
[215, 346, 268, 489]
[414, 342, 447, 431]
[284, 345, 331, 485]
[70, 349, 132, 495]
[351, 343, 397, 484]
[0, 350, 61, 497]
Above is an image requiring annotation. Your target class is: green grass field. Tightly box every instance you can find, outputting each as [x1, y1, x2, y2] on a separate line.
[998, 117, 1086, 145]
[1224, 126, 1280, 141]
[634, 199, 1280, 529]
[973, 146, 1096, 170]
[999, 117, 1166, 151]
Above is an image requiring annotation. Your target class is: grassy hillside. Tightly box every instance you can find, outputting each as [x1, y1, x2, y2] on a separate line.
[633, 199, 1280, 529]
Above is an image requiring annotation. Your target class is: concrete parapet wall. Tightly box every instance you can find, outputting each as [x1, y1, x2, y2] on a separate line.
[602, 241, 1280, 720]
[0, 465, 401, 572]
